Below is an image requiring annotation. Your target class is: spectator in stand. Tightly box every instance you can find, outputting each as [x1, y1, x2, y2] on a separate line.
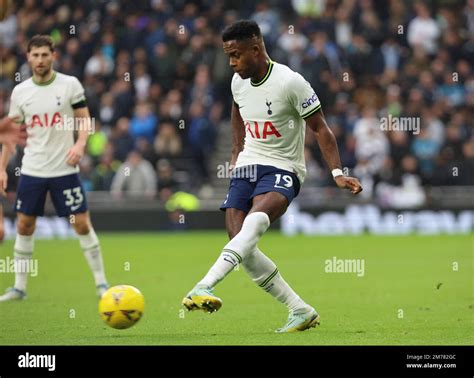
[188, 101, 216, 184]
[156, 159, 178, 195]
[154, 121, 182, 159]
[92, 149, 120, 191]
[0, 0, 471, 199]
[111, 150, 157, 199]
[436, 71, 466, 107]
[407, 1, 440, 55]
[84, 48, 114, 77]
[129, 101, 158, 144]
[133, 63, 151, 101]
[99, 93, 117, 127]
[411, 127, 440, 180]
[353, 107, 389, 196]
[135, 137, 158, 167]
[111, 117, 134, 162]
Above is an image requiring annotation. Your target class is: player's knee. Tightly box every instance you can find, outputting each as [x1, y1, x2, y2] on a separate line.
[231, 212, 270, 245]
[243, 212, 270, 237]
[72, 218, 91, 235]
[225, 208, 246, 240]
[70, 212, 91, 235]
[17, 217, 36, 235]
[225, 212, 270, 259]
[227, 225, 241, 240]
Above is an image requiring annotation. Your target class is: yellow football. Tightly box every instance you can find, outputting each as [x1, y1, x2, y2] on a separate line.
[99, 285, 145, 329]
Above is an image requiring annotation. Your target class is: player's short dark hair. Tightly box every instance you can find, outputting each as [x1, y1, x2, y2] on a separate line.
[222, 20, 262, 42]
[27, 35, 55, 52]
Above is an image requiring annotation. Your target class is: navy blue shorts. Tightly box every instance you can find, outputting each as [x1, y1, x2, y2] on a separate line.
[220, 165, 301, 213]
[15, 173, 88, 217]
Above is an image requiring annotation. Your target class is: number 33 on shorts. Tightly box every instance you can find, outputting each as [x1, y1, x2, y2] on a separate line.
[63, 186, 84, 211]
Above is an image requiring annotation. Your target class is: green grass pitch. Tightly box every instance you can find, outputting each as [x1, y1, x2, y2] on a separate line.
[0, 232, 472, 345]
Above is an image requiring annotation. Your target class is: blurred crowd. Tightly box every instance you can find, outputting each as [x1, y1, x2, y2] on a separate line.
[0, 0, 472, 206]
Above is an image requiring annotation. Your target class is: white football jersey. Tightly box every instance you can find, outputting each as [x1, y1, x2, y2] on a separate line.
[231, 60, 321, 183]
[8, 71, 86, 178]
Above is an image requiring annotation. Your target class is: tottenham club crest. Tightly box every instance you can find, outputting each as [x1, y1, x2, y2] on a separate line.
[265, 99, 272, 115]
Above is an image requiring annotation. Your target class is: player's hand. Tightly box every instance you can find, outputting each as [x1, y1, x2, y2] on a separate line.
[0, 117, 27, 150]
[0, 170, 8, 197]
[66, 142, 85, 166]
[335, 175, 363, 195]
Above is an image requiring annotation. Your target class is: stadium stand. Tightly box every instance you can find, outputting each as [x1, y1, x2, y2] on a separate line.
[0, 0, 472, 211]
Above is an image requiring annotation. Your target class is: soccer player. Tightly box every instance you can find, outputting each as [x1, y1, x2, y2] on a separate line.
[0, 116, 27, 243]
[0, 35, 109, 301]
[182, 21, 362, 332]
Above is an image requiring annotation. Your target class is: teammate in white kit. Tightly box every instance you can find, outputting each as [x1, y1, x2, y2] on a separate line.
[183, 21, 362, 332]
[0, 35, 109, 301]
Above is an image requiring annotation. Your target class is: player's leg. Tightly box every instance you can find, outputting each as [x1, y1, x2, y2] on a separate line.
[194, 205, 271, 289]
[220, 197, 318, 330]
[0, 212, 37, 301]
[0, 213, 37, 301]
[233, 167, 319, 331]
[182, 175, 255, 313]
[70, 211, 109, 297]
[244, 192, 306, 311]
[243, 193, 319, 332]
[182, 208, 247, 312]
[0, 174, 46, 302]
[183, 166, 306, 316]
[49, 174, 108, 297]
[183, 206, 274, 312]
[0, 204, 4, 242]
[224, 207, 246, 240]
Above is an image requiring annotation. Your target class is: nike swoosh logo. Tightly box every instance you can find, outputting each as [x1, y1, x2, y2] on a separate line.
[274, 185, 289, 191]
[239, 106, 245, 109]
[71, 204, 82, 211]
[223, 257, 237, 266]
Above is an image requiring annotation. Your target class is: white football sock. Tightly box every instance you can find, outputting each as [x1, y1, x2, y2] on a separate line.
[197, 212, 270, 288]
[242, 247, 310, 312]
[78, 229, 107, 287]
[13, 234, 34, 292]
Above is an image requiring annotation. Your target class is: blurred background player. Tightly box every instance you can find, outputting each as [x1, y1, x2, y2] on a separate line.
[0, 35, 108, 301]
[182, 21, 362, 332]
[0, 116, 27, 242]
[0, 201, 3, 242]
[0, 116, 26, 150]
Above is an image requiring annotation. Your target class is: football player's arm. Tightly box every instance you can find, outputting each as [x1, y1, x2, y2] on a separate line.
[0, 86, 27, 155]
[0, 144, 11, 196]
[67, 106, 91, 166]
[230, 101, 245, 172]
[305, 110, 362, 194]
[0, 203, 4, 241]
[0, 117, 27, 196]
[0, 117, 26, 151]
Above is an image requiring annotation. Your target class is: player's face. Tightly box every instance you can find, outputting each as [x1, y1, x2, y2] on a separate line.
[223, 40, 258, 79]
[27, 46, 55, 77]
